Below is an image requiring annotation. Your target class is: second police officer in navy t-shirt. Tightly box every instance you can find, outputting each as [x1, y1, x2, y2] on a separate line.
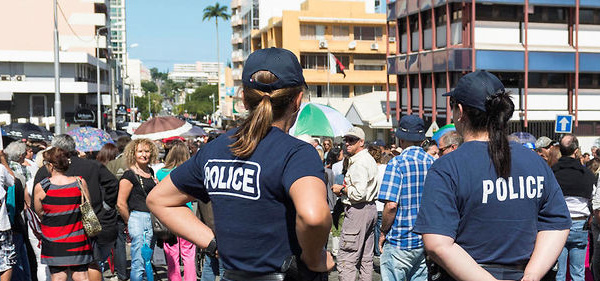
[413, 70, 571, 281]
[146, 47, 334, 281]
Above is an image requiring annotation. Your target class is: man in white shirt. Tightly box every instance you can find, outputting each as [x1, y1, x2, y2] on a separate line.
[332, 127, 378, 281]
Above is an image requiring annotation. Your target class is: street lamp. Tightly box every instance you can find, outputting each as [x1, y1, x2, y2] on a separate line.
[96, 26, 107, 129]
[209, 94, 215, 125]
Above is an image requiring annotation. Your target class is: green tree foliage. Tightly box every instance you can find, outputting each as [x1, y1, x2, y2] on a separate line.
[135, 92, 163, 120]
[141, 80, 158, 94]
[160, 79, 185, 99]
[150, 67, 168, 81]
[176, 84, 217, 118]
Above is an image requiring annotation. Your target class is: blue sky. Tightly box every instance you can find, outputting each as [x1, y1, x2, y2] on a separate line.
[127, 0, 233, 72]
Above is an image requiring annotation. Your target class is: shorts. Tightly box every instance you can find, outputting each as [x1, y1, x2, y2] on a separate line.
[0, 230, 16, 272]
[49, 264, 89, 274]
[91, 239, 113, 264]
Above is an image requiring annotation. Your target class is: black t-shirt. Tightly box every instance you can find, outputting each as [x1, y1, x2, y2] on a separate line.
[120, 169, 156, 213]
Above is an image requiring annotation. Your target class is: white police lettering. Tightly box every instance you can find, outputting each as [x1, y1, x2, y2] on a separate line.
[482, 176, 544, 203]
[203, 160, 261, 200]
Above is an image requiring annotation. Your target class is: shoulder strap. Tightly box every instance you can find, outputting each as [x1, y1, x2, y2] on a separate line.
[75, 176, 89, 204]
[40, 178, 52, 193]
[135, 174, 149, 197]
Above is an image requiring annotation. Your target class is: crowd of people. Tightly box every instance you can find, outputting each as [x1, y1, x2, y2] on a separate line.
[0, 134, 217, 281]
[0, 47, 597, 281]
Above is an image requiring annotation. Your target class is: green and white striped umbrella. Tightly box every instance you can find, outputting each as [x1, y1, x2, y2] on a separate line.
[289, 103, 353, 137]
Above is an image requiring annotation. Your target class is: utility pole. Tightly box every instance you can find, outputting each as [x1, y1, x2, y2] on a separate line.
[111, 61, 117, 130]
[95, 27, 107, 129]
[53, 0, 62, 134]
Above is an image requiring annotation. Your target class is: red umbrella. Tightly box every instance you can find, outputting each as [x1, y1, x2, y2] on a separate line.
[132, 116, 192, 140]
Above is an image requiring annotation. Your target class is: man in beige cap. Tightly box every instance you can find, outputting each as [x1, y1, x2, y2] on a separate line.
[332, 126, 378, 281]
[535, 136, 554, 161]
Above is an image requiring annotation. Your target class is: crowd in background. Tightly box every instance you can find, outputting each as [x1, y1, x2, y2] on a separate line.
[0, 122, 599, 281]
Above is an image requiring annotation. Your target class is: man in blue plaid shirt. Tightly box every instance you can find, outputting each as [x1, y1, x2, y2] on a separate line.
[378, 115, 435, 281]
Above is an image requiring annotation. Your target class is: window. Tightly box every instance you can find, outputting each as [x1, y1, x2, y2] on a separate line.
[333, 26, 350, 40]
[492, 72, 523, 88]
[476, 4, 523, 22]
[300, 25, 316, 40]
[423, 10, 432, 29]
[580, 73, 599, 89]
[30, 95, 47, 117]
[307, 85, 349, 98]
[529, 6, 568, 24]
[354, 26, 383, 41]
[301, 53, 349, 70]
[300, 25, 324, 40]
[436, 7, 447, 26]
[252, 0, 259, 29]
[528, 73, 568, 88]
[355, 85, 384, 95]
[354, 54, 386, 71]
[451, 3, 463, 23]
[330, 85, 350, 98]
[580, 9, 600, 25]
[388, 25, 396, 40]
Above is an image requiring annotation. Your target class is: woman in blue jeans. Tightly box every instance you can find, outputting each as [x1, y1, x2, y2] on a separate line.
[117, 138, 158, 281]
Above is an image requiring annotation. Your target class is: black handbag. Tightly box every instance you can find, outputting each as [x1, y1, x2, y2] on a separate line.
[137, 174, 175, 241]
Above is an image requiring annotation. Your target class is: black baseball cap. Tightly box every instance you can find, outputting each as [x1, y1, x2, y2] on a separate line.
[242, 47, 307, 92]
[443, 70, 504, 112]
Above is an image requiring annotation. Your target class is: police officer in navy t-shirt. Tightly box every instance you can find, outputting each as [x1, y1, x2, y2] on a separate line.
[413, 70, 571, 281]
[146, 48, 334, 280]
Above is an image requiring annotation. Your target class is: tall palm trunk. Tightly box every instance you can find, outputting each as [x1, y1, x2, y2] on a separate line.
[215, 18, 220, 116]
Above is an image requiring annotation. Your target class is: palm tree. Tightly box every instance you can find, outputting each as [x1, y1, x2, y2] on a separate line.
[203, 3, 230, 116]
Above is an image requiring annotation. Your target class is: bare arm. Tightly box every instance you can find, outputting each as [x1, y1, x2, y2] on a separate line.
[422, 233, 497, 281]
[24, 186, 32, 209]
[33, 183, 45, 217]
[380, 201, 397, 234]
[289, 176, 334, 272]
[117, 179, 133, 223]
[379, 201, 397, 252]
[521, 229, 569, 281]
[146, 174, 214, 248]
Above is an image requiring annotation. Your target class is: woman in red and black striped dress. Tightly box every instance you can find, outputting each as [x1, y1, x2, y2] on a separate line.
[33, 147, 92, 281]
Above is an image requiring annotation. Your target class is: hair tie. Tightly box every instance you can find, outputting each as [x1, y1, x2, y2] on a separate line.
[261, 94, 271, 102]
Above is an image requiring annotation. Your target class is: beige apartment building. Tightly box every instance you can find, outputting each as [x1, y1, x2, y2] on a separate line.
[251, 0, 396, 99]
[249, 0, 397, 140]
[0, 0, 110, 127]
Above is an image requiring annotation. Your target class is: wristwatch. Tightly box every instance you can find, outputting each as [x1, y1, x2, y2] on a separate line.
[205, 238, 217, 257]
[340, 185, 347, 194]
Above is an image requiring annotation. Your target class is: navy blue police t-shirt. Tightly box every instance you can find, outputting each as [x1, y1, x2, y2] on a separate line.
[414, 141, 571, 265]
[170, 127, 325, 273]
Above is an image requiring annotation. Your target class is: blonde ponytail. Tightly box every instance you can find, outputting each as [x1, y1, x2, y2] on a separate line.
[230, 71, 302, 158]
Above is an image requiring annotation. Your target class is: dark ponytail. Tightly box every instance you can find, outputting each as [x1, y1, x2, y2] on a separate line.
[454, 90, 514, 178]
[484, 91, 514, 178]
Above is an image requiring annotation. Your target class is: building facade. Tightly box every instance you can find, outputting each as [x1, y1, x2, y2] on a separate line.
[252, 0, 395, 97]
[386, 0, 600, 142]
[167, 62, 223, 85]
[0, 0, 111, 128]
[248, 0, 396, 139]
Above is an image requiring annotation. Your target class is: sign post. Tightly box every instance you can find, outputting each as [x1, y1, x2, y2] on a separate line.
[554, 115, 573, 134]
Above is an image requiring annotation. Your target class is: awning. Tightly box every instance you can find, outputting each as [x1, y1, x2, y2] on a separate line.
[0, 92, 13, 101]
